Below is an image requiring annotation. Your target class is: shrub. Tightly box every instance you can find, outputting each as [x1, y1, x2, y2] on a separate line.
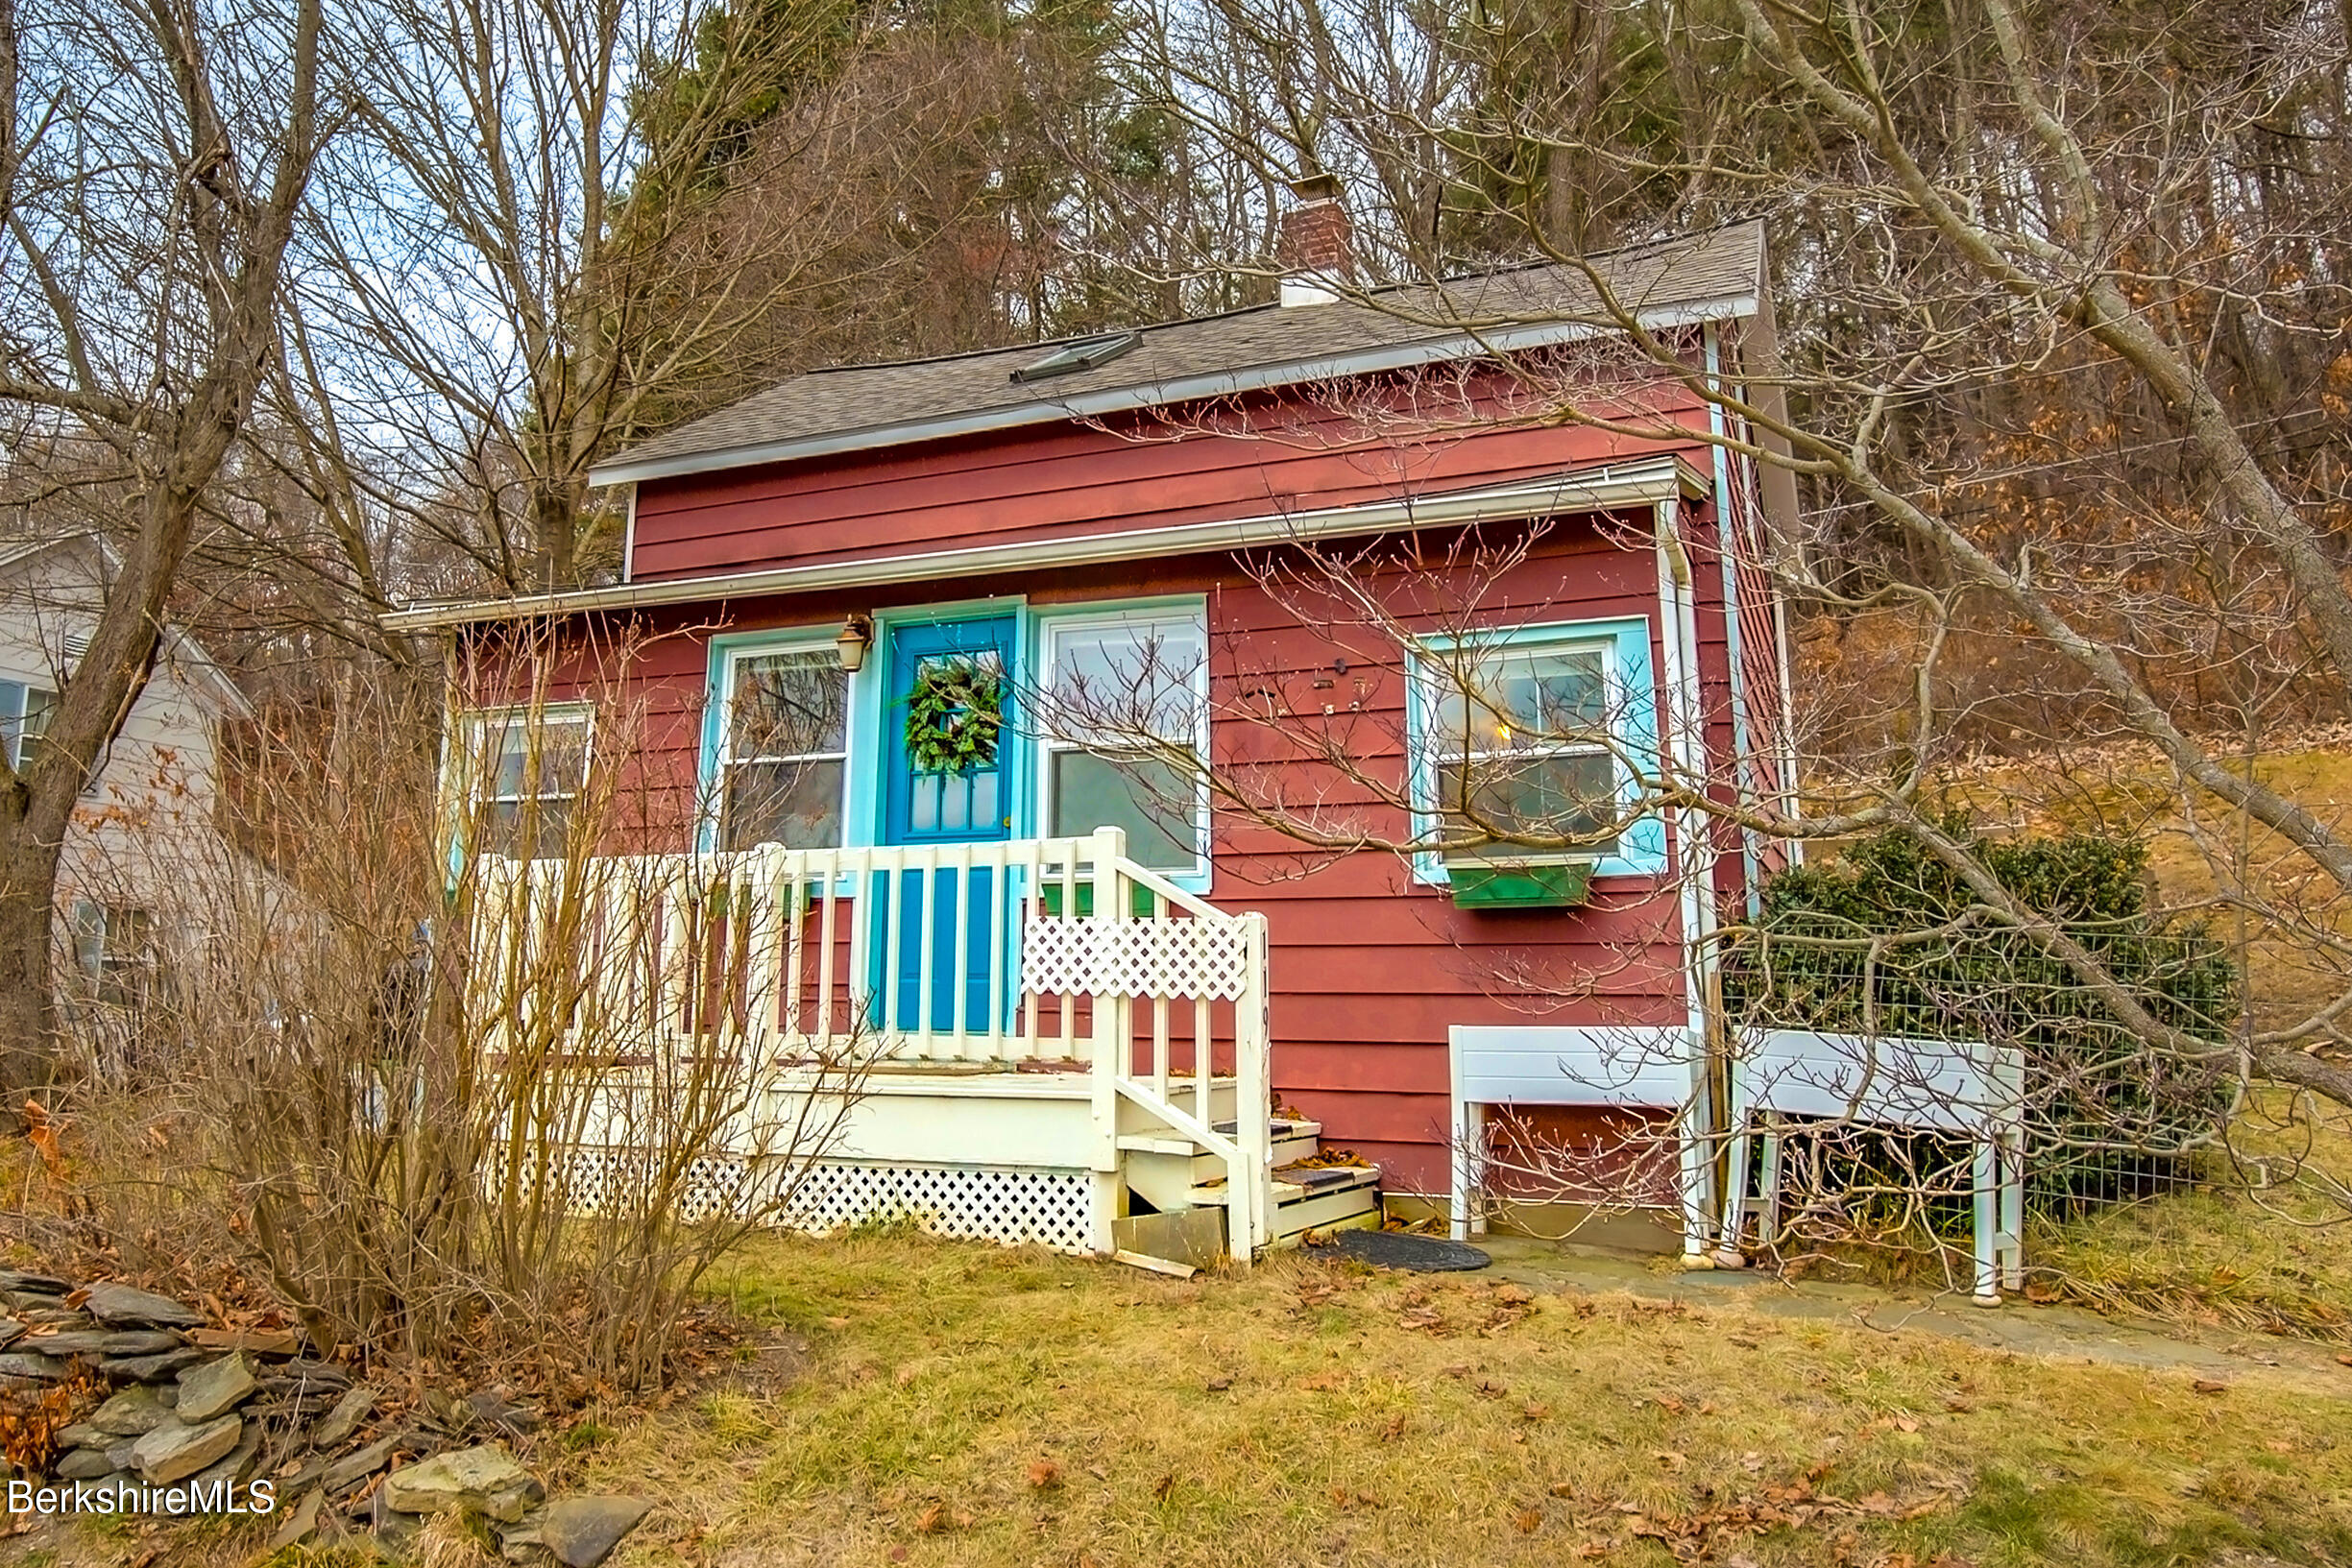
[1723, 818, 2240, 1207]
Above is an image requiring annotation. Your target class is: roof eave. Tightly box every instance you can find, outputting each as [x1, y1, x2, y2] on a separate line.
[587, 297, 1758, 489]
[382, 453, 1711, 633]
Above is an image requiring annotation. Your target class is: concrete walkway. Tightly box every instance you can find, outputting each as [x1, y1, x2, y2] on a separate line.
[1474, 1235, 2352, 1392]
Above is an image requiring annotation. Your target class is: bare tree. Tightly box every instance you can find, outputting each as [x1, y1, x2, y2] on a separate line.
[0, 0, 326, 1096]
[1068, 0, 2352, 1249]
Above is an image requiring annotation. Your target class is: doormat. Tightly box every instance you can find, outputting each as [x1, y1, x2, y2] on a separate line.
[1328, 1229, 1491, 1272]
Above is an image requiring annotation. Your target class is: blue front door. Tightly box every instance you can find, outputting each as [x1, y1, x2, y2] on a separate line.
[875, 614, 1017, 1031]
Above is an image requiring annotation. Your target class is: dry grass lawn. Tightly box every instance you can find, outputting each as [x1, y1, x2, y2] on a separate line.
[398, 1229, 2352, 1568]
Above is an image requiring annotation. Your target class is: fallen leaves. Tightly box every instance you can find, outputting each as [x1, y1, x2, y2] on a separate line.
[1026, 1459, 1062, 1490]
[2193, 1379, 2229, 1394]
[1549, 1466, 1959, 1563]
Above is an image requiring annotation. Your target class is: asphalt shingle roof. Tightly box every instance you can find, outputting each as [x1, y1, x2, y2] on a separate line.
[596, 220, 1766, 482]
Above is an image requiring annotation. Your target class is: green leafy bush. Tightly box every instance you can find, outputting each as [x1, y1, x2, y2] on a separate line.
[1724, 818, 2240, 1206]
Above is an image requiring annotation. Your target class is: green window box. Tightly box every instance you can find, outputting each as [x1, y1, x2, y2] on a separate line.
[1447, 861, 1593, 910]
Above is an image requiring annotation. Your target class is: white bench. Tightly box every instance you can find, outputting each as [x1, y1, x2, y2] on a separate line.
[1716, 1028, 2025, 1302]
[1447, 1024, 1714, 1260]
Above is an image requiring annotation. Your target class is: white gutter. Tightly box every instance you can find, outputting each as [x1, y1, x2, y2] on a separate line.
[383, 455, 1711, 632]
[589, 298, 1758, 487]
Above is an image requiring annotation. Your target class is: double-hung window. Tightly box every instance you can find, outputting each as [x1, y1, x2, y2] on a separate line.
[715, 643, 849, 851]
[1414, 621, 1657, 872]
[462, 704, 593, 858]
[0, 681, 55, 774]
[1035, 607, 1209, 878]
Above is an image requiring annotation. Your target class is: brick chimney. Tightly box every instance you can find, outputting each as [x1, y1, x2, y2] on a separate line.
[1277, 173, 1351, 307]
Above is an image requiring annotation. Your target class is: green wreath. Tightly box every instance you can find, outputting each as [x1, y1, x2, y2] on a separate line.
[903, 656, 1005, 774]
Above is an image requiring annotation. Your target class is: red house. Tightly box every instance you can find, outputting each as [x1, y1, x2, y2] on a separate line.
[391, 206, 1796, 1266]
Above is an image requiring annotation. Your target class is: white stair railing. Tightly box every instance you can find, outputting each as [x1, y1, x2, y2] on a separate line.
[1017, 827, 1273, 1260]
[467, 827, 1275, 1261]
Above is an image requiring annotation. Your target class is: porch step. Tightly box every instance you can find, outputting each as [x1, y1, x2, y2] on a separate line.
[1204, 1118, 1322, 1176]
[1269, 1161, 1382, 1246]
[1118, 1110, 1382, 1257]
[1185, 1159, 1382, 1246]
[1117, 1119, 1321, 1165]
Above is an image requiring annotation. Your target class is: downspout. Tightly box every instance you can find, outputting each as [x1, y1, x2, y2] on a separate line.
[1703, 326, 1762, 918]
[619, 483, 639, 585]
[1653, 495, 1719, 1263]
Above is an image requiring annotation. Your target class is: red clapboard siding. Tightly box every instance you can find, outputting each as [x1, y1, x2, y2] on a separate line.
[628, 380, 1712, 581]
[496, 536, 1711, 1196]
[493, 382, 1782, 1198]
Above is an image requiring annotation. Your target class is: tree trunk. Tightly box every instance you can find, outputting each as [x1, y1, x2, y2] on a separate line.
[0, 824, 62, 1102]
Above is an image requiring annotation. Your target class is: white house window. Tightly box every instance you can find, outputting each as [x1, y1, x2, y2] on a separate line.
[1, 681, 55, 774]
[717, 645, 849, 851]
[69, 901, 154, 1008]
[464, 704, 593, 858]
[1421, 633, 1623, 864]
[1036, 608, 1209, 875]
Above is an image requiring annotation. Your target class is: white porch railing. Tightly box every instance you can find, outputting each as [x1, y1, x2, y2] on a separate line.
[467, 827, 1274, 1258]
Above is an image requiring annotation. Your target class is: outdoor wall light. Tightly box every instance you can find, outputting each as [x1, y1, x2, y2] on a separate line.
[836, 615, 873, 673]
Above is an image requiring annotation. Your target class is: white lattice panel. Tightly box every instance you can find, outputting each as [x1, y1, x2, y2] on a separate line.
[780, 1163, 1095, 1252]
[1020, 916, 1250, 1001]
[494, 1146, 1096, 1254]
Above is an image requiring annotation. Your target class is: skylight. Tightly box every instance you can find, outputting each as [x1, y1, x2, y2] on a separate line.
[1008, 331, 1139, 384]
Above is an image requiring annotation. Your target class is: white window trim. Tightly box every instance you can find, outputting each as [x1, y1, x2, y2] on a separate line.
[461, 701, 595, 856]
[1032, 603, 1212, 890]
[1, 680, 54, 774]
[713, 638, 852, 852]
[1406, 616, 1668, 883]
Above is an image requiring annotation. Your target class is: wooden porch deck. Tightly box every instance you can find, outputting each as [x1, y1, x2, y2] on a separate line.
[467, 828, 1380, 1264]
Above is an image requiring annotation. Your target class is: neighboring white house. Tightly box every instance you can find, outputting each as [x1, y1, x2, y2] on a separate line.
[0, 535, 251, 1010]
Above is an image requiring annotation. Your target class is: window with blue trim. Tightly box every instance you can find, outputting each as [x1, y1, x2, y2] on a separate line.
[1409, 618, 1662, 877]
[715, 642, 850, 850]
